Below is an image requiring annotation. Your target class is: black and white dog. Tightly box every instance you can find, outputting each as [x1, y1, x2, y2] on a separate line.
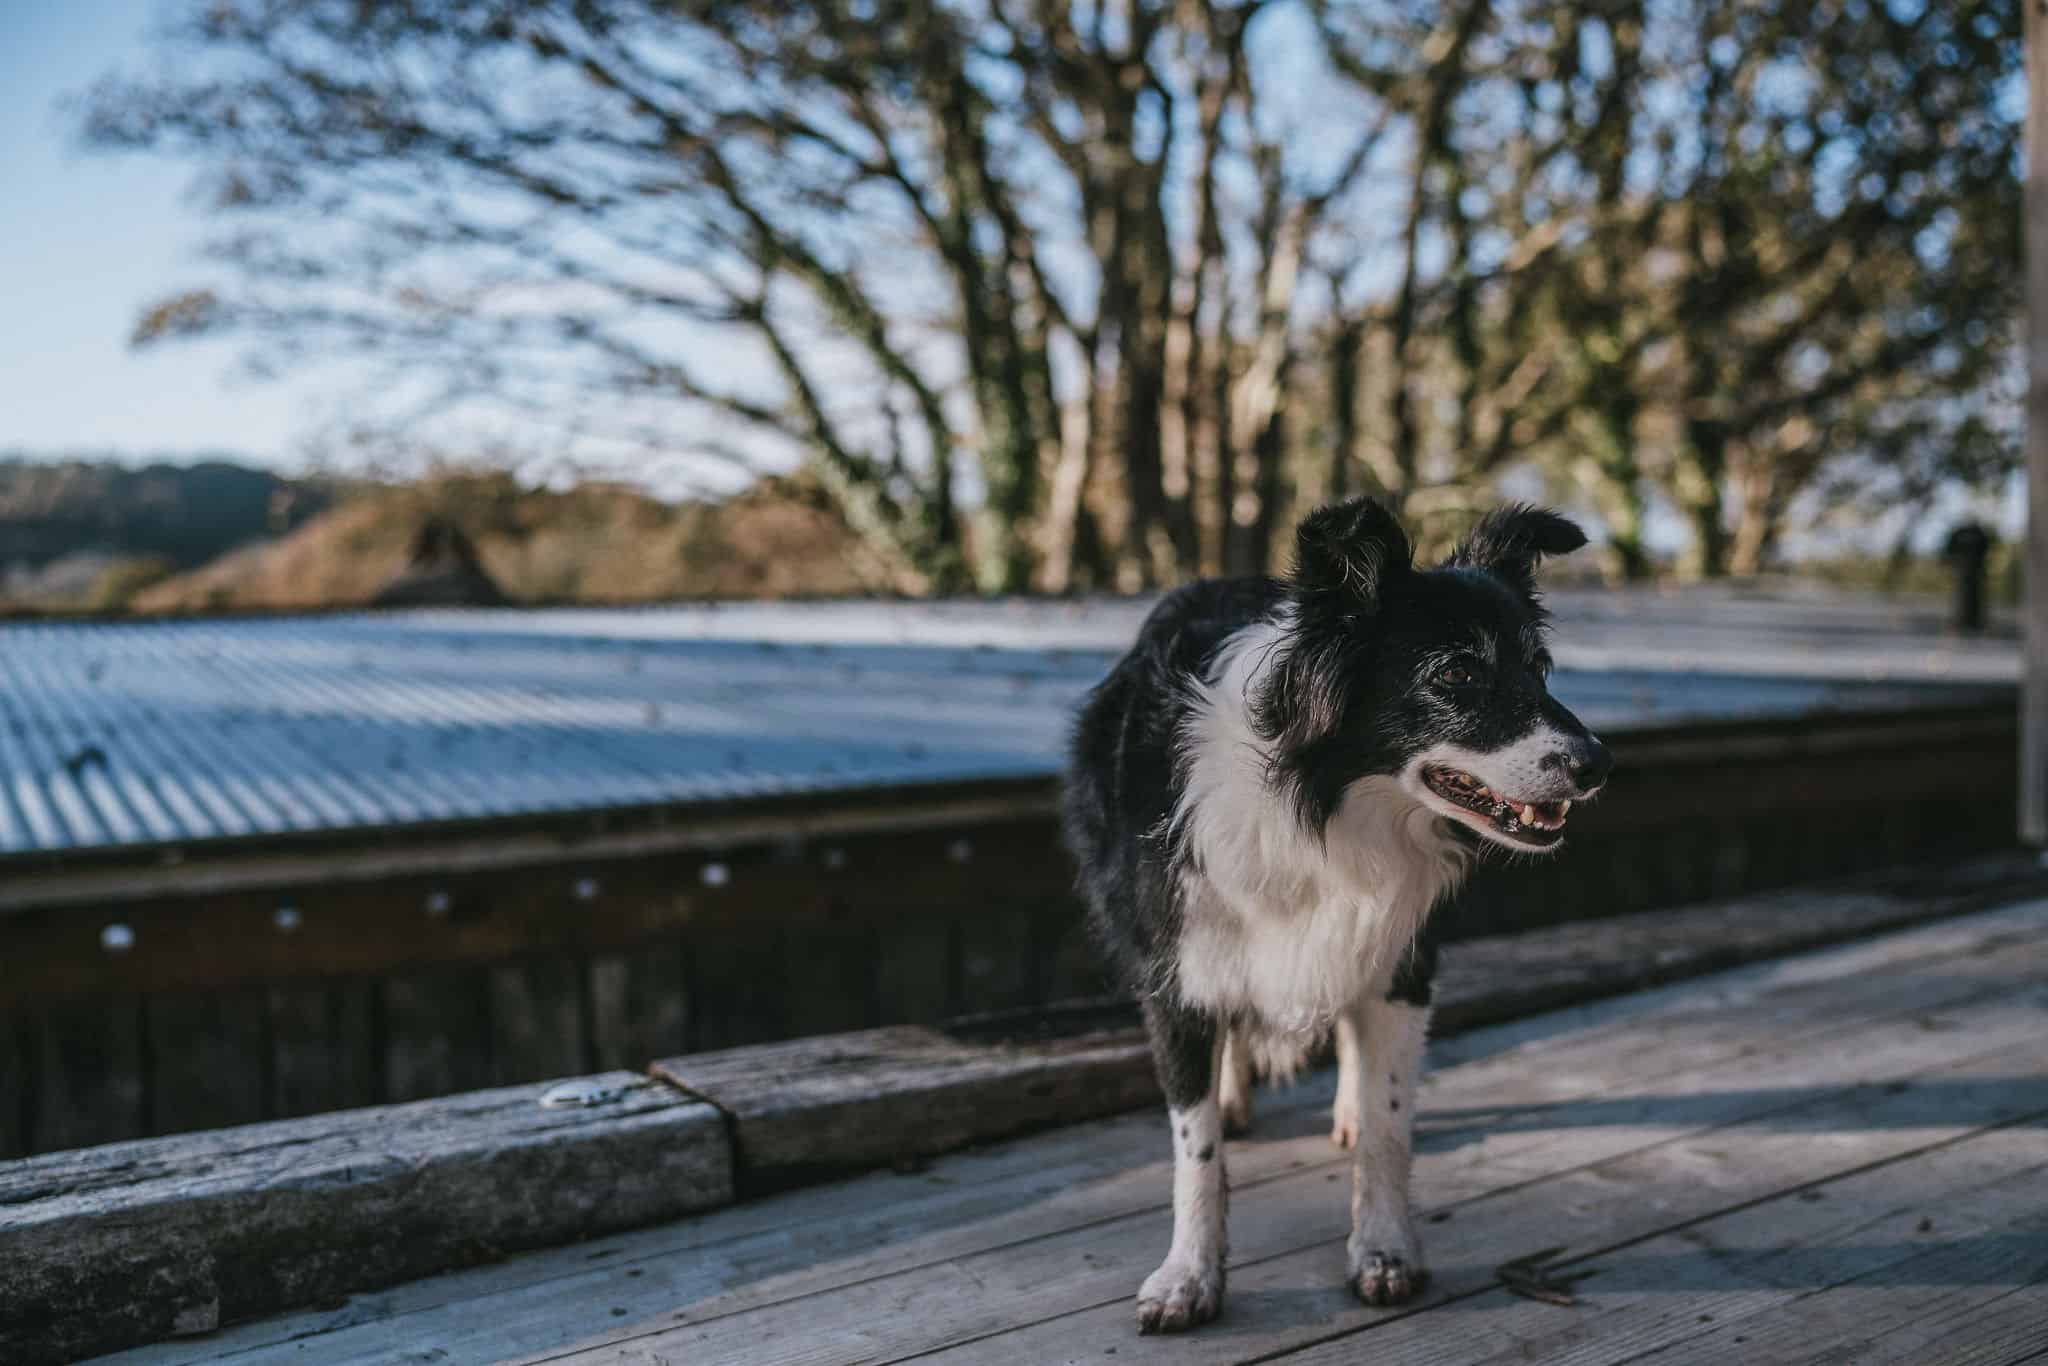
[1062, 497, 1611, 1332]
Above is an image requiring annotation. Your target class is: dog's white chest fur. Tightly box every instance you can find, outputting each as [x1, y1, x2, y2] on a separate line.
[1169, 621, 1465, 1069]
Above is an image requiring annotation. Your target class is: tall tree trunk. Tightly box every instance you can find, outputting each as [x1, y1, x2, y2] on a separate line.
[1329, 318, 1362, 502]
[1036, 399, 1093, 593]
[1681, 418, 1732, 578]
[1725, 457, 1778, 577]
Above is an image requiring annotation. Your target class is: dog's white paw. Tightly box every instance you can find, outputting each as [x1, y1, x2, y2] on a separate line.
[1349, 1248, 1425, 1305]
[1348, 1222, 1423, 1306]
[1136, 1257, 1225, 1333]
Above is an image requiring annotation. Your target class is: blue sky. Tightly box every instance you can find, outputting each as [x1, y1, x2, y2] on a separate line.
[0, 0, 325, 466]
[0, 1, 2015, 553]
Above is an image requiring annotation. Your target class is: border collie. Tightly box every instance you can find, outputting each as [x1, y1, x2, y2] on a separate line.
[1062, 498, 1611, 1332]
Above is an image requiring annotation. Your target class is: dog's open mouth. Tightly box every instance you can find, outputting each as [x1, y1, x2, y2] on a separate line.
[1421, 765, 1569, 847]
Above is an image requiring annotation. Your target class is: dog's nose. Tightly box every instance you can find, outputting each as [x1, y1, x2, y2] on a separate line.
[1544, 736, 1612, 794]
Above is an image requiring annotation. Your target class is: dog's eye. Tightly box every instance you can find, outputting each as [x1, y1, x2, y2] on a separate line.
[1434, 664, 1476, 689]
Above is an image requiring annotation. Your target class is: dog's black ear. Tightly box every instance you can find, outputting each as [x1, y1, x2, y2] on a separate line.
[1445, 504, 1586, 597]
[1288, 497, 1413, 612]
[1255, 499, 1411, 832]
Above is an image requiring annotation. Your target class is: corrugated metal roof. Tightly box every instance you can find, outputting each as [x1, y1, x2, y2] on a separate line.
[0, 591, 2013, 856]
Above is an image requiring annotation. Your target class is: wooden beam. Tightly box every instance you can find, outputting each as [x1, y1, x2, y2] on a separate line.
[654, 1026, 1159, 1191]
[2025, 0, 2048, 843]
[0, 1073, 732, 1366]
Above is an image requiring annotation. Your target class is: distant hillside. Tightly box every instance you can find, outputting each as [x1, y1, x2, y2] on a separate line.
[0, 455, 325, 570]
[133, 472, 898, 612]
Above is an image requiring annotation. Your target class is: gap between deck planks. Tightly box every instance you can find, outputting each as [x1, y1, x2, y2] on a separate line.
[105, 897, 2048, 1366]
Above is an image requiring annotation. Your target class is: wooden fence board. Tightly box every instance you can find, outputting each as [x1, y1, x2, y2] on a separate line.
[685, 929, 787, 1052]
[264, 981, 378, 1120]
[28, 998, 144, 1153]
[586, 940, 688, 1074]
[487, 958, 586, 1086]
[383, 966, 495, 1102]
[144, 988, 270, 1137]
[0, 1074, 732, 1366]
[0, 1013, 26, 1159]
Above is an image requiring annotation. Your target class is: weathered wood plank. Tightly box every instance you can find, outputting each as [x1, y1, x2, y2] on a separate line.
[0, 1011, 27, 1159]
[900, 1029, 2048, 1366]
[586, 939, 689, 1073]
[126, 1080, 1341, 1366]
[144, 988, 271, 1138]
[685, 928, 787, 1051]
[953, 901, 1039, 1017]
[488, 957, 586, 1085]
[1259, 1108, 2048, 1365]
[1631, 1229, 2048, 1366]
[264, 980, 378, 1119]
[382, 964, 495, 1102]
[1035, 906, 1107, 1004]
[530, 919, 2048, 1364]
[1605, 1171, 2048, 1366]
[655, 1024, 1159, 1188]
[129, 901, 2048, 1366]
[1848, 1283, 2048, 1366]
[1422, 873, 2042, 1036]
[0, 1073, 732, 1366]
[872, 910, 956, 1026]
[28, 997, 145, 1153]
[780, 921, 878, 1040]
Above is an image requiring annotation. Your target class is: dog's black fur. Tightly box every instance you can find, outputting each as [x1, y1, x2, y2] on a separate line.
[1060, 497, 1611, 1329]
[1064, 499, 1606, 1087]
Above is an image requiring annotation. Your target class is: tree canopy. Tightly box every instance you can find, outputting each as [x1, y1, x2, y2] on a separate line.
[83, 0, 2023, 588]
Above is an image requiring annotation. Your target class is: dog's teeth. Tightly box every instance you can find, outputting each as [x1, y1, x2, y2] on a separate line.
[1521, 804, 1538, 825]
[1560, 800, 1572, 815]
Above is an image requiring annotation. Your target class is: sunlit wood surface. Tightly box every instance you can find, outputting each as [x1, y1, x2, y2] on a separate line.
[109, 897, 2048, 1366]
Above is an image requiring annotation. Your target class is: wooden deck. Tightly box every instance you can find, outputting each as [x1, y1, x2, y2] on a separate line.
[104, 899, 2048, 1366]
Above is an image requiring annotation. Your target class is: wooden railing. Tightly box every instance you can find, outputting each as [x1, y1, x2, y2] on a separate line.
[0, 697, 2019, 1157]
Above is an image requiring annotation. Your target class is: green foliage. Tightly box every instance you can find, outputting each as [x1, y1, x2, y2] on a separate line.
[84, 555, 179, 610]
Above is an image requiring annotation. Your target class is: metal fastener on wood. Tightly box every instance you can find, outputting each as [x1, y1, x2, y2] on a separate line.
[538, 1077, 647, 1109]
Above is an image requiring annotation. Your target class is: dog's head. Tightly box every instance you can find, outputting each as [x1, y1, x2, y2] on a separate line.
[1250, 497, 1610, 853]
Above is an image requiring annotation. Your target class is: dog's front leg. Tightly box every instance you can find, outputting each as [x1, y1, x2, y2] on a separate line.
[1330, 1007, 1363, 1147]
[1345, 994, 1428, 1306]
[1217, 1025, 1254, 1135]
[1137, 998, 1226, 1332]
